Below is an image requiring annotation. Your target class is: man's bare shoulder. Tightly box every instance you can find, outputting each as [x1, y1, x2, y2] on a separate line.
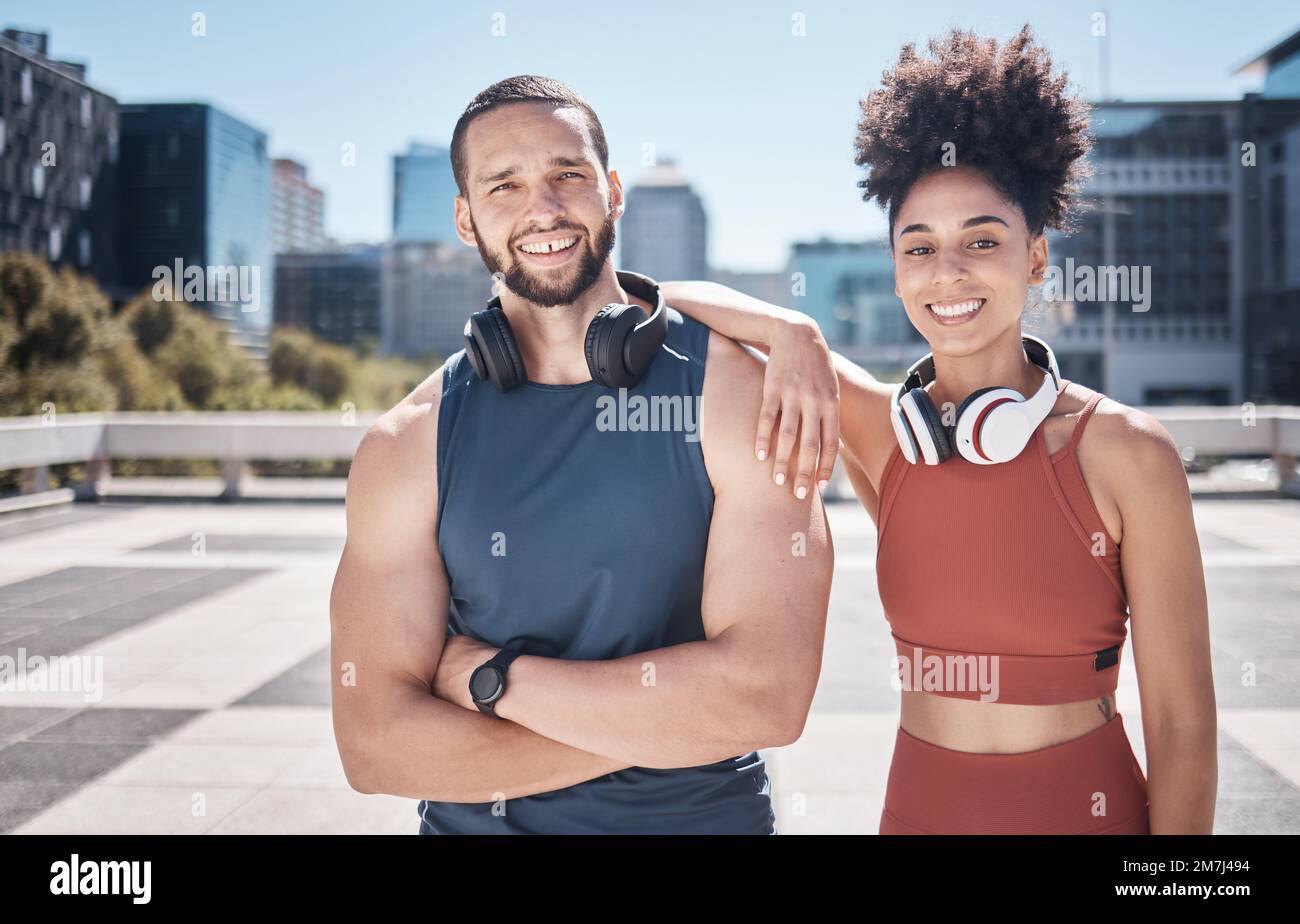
[704, 328, 766, 384]
[347, 360, 451, 524]
[698, 330, 770, 491]
[363, 362, 448, 458]
[701, 329, 767, 422]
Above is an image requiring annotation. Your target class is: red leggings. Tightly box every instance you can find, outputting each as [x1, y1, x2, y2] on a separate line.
[880, 712, 1149, 834]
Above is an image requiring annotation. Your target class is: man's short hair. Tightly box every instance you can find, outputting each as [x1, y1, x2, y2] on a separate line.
[450, 75, 610, 197]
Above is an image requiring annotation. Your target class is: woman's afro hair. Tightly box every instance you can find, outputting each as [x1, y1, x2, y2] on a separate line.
[854, 24, 1093, 239]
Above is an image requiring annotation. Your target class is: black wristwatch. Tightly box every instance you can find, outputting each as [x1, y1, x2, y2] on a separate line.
[469, 647, 523, 716]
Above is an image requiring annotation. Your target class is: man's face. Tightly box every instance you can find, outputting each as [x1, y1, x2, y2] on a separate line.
[455, 102, 621, 308]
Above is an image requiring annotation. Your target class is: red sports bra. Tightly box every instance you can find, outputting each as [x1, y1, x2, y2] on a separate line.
[875, 383, 1129, 706]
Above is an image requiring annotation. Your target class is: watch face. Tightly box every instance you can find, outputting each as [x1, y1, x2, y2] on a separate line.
[470, 665, 503, 703]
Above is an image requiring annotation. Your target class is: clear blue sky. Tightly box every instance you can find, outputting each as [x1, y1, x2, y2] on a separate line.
[9, 1, 1297, 270]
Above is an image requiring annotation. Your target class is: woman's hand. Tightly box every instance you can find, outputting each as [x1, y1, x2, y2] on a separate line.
[754, 315, 840, 500]
[657, 280, 842, 499]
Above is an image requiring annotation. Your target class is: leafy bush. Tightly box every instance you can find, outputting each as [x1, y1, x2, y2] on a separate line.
[0, 251, 436, 486]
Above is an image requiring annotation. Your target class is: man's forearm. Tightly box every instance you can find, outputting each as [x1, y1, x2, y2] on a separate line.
[493, 633, 793, 769]
[358, 685, 630, 802]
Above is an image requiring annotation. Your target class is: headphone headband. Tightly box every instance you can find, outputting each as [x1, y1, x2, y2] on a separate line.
[899, 335, 1059, 397]
[609, 270, 668, 370]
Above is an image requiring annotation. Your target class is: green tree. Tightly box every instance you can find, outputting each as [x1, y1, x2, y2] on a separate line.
[269, 327, 354, 406]
[150, 309, 240, 408]
[121, 296, 180, 357]
[0, 252, 52, 330]
[0, 252, 431, 419]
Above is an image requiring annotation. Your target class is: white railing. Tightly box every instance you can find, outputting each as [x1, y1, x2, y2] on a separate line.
[1, 407, 1298, 503]
[0, 411, 378, 502]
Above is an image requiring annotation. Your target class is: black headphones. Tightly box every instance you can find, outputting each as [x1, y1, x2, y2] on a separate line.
[462, 270, 668, 393]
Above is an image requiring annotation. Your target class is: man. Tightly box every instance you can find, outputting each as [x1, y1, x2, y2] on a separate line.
[329, 75, 832, 833]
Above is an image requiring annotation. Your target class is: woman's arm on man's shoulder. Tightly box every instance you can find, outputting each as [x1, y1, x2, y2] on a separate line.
[662, 280, 893, 500]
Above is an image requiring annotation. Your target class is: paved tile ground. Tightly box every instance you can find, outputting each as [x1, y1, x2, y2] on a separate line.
[0, 493, 1296, 834]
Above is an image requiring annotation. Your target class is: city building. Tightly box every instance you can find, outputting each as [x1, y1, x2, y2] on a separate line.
[272, 158, 327, 254]
[380, 241, 494, 361]
[621, 160, 708, 283]
[392, 142, 459, 244]
[787, 238, 920, 372]
[1045, 28, 1300, 405]
[1048, 103, 1245, 404]
[0, 27, 120, 294]
[274, 244, 380, 347]
[707, 268, 794, 312]
[117, 102, 274, 356]
[1236, 30, 1300, 403]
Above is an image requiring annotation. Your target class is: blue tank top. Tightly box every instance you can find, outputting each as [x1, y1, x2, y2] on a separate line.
[418, 306, 776, 834]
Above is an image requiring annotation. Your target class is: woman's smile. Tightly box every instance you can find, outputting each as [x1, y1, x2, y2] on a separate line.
[926, 296, 986, 325]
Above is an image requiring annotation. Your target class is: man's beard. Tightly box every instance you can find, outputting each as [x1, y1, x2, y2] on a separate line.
[472, 213, 616, 308]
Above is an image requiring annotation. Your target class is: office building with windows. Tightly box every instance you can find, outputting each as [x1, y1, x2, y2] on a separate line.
[621, 161, 708, 283]
[117, 102, 273, 354]
[272, 158, 327, 254]
[392, 142, 459, 244]
[0, 28, 120, 293]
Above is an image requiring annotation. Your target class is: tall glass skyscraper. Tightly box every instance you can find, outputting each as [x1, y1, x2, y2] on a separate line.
[392, 143, 459, 243]
[118, 103, 273, 351]
[206, 107, 273, 334]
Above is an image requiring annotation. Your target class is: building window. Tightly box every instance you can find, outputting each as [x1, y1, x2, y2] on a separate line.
[79, 175, 92, 208]
[79, 231, 92, 267]
[20, 67, 32, 104]
[49, 226, 62, 262]
[108, 128, 119, 164]
[81, 92, 93, 127]
[0, 118, 5, 157]
[31, 164, 44, 198]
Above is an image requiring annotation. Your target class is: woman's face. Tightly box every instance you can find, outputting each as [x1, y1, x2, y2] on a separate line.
[892, 165, 1048, 358]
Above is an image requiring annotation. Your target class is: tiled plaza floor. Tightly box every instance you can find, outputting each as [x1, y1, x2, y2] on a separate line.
[0, 493, 1296, 834]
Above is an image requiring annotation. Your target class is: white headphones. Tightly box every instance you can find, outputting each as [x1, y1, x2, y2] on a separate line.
[890, 334, 1063, 466]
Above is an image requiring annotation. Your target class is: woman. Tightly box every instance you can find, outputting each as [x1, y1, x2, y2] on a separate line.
[662, 25, 1217, 834]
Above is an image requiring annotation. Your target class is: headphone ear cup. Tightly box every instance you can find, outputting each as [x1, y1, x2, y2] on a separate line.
[890, 392, 922, 464]
[899, 389, 952, 464]
[585, 309, 613, 384]
[583, 307, 613, 385]
[912, 390, 953, 463]
[486, 308, 527, 392]
[466, 306, 526, 392]
[954, 385, 1003, 422]
[585, 304, 645, 388]
[953, 386, 1024, 463]
[463, 318, 488, 381]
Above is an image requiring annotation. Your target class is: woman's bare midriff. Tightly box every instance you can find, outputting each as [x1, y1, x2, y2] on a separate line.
[900, 689, 1117, 753]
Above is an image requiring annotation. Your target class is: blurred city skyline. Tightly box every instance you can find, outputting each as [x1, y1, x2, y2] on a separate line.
[7, 0, 1298, 271]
